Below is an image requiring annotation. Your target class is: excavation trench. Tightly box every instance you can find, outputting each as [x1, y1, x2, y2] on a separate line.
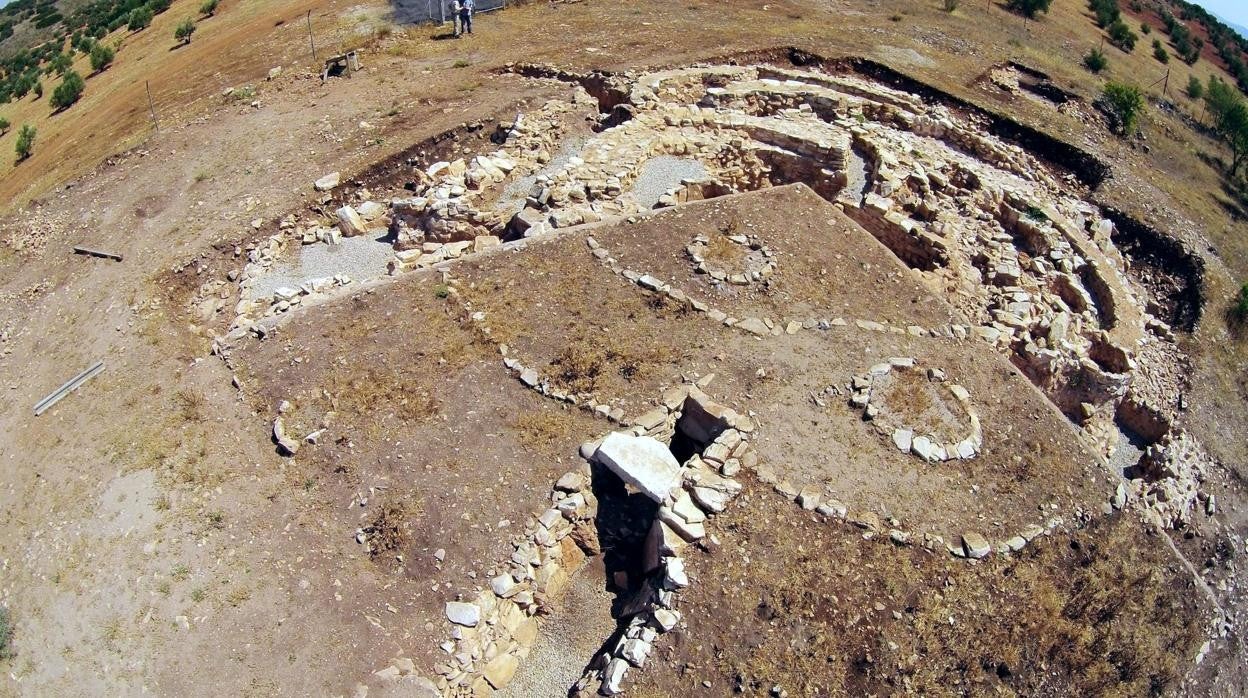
[508, 395, 730, 696]
[1102, 206, 1205, 332]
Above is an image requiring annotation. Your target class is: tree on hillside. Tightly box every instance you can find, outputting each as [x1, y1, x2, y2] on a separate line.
[200, 0, 219, 18]
[174, 18, 196, 44]
[1084, 48, 1109, 73]
[1108, 20, 1138, 52]
[1007, 0, 1053, 19]
[15, 124, 35, 162]
[1103, 81, 1145, 136]
[1204, 77, 1248, 177]
[1186, 75, 1203, 100]
[48, 52, 73, 76]
[0, 117, 9, 134]
[50, 70, 85, 111]
[1089, 0, 1120, 29]
[90, 42, 114, 73]
[1153, 39, 1169, 63]
[128, 7, 154, 32]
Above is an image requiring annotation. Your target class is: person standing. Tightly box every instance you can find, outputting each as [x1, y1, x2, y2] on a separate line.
[459, 0, 474, 36]
[450, 0, 463, 37]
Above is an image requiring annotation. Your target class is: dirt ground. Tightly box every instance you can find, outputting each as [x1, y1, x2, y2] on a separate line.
[627, 480, 1212, 697]
[1, 0, 1247, 696]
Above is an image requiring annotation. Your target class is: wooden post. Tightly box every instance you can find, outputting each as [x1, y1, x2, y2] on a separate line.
[307, 10, 317, 63]
[1163, 68, 1170, 98]
[146, 80, 159, 133]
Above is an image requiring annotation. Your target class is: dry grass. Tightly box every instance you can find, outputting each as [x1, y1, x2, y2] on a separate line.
[364, 501, 408, 559]
[511, 408, 581, 449]
[174, 387, 206, 422]
[704, 234, 748, 267]
[631, 487, 1208, 697]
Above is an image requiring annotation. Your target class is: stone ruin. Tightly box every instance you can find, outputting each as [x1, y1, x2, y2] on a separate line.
[200, 56, 1221, 696]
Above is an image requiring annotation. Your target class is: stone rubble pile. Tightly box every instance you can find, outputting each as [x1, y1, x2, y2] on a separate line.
[1132, 431, 1215, 530]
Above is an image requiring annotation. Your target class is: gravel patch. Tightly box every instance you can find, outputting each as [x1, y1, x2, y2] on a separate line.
[500, 135, 589, 206]
[843, 144, 870, 206]
[1110, 422, 1148, 476]
[500, 558, 618, 698]
[630, 156, 708, 209]
[248, 231, 394, 300]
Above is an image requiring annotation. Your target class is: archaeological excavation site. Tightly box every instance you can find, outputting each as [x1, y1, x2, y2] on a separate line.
[173, 51, 1222, 696]
[5, 2, 1248, 696]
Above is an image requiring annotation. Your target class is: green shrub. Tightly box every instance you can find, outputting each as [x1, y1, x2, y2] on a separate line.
[1187, 75, 1204, 99]
[1084, 48, 1109, 72]
[1090, 0, 1119, 28]
[1141, 23, 1150, 35]
[50, 70, 85, 111]
[1237, 283, 1248, 321]
[90, 42, 115, 73]
[49, 52, 73, 76]
[1108, 20, 1138, 52]
[943, 0, 959, 11]
[0, 606, 11, 661]
[15, 124, 34, 161]
[1153, 39, 1169, 63]
[174, 18, 196, 43]
[32, 81, 42, 99]
[128, 7, 154, 32]
[1007, 0, 1053, 19]
[0, 117, 9, 133]
[199, 0, 219, 17]
[1103, 81, 1145, 136]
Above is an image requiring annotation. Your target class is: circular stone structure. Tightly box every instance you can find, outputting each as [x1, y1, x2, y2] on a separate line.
[684, 231, 776, 286]
[849, 358, 982, 462]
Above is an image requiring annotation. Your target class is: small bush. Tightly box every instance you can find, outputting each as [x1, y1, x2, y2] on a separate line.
[0, 117, 9, 133]
[1141, 23, 1150, 35]
[1084, 48, 1109, 72]
[32, 81, 42, 99]
[128, 7, 153, 32]
[1108, 20, 1138, 52]
[1153, 39, 1169, 63]
[1090, 0, 1119, 29]
[50, 70, 85, 111]
[1103, 81, 1145, 136]
[1007, 0, 1053, 19]
[452, 59, 470, 68]
[1187, 76, 1204, 99]
[0, 606, 12, 661]
[174, 18, 196, 43]
[15, 124, 35, 161]
[199, 0, 219, 17]
[1236, 283, 1248, 322]
[90, 42, 115, 72]
[943, 0, 959, 12]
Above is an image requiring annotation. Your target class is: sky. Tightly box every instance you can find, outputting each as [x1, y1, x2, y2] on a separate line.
[1194, 1, 1248, 31]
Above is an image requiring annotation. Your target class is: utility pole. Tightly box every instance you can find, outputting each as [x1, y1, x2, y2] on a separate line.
[307, 10, 317, 63]
[146, 80, 159, 134]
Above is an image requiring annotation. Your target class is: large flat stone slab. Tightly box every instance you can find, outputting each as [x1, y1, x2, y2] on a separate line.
[594, 432, 682, 503]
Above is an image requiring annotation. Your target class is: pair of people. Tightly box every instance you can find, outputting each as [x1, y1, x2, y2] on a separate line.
[451, 0, 475, 37]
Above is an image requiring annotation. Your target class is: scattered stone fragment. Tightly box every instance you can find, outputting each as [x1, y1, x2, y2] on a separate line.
[445, 601, 480, 627]
[961, 532, 991, 559]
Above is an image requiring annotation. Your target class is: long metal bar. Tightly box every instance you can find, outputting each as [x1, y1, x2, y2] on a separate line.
[73, 246, 123, 261]
[34, 361, 105, 416]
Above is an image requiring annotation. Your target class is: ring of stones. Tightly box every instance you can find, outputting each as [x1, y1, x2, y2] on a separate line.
[848, 358, 983, 463]
[684, 232, 777, 287]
